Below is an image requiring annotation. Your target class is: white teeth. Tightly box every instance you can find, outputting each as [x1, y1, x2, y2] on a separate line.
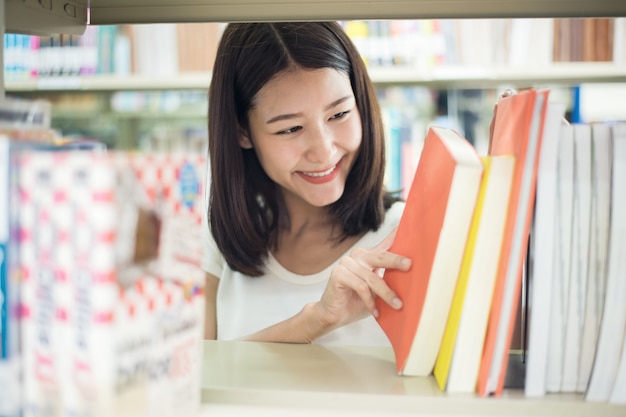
[302, 165, 336, 177]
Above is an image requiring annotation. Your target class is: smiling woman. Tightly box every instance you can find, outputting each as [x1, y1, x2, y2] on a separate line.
[242, 67, 362, 208]
[203, 22, 411, 345]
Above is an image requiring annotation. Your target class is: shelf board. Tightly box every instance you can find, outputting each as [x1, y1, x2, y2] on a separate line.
[6, 73, 213, 92]
[88, 0, 626, 25]
[6, 64, 626, 92]
[367, 63, 626, 87]
[200, 340, 626, 417]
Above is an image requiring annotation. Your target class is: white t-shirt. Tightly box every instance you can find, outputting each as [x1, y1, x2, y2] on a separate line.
[202, 201, 405, 346]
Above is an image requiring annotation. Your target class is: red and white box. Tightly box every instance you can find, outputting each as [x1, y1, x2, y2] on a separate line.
[18, 151, 206, 417]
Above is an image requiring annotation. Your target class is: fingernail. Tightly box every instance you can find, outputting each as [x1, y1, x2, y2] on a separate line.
[392, 297, 403, 309]
[373, 308, 380, 318]
[401, 258, 412, 269]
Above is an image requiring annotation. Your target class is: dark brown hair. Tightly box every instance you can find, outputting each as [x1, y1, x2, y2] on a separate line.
[208, 22, 396, 276]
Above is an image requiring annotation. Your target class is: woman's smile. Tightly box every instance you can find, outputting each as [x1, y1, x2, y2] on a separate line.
[297, 159, 342, 184]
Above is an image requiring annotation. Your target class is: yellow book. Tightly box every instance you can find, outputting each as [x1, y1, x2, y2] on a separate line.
[433, 154, 515, 393]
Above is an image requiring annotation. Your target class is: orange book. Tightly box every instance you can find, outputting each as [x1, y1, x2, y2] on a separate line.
[375, 126, 483, 376]
[476, 89, 549, 397]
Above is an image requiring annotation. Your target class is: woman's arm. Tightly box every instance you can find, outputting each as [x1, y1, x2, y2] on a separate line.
[241, 302, 337, 344]
[242, 228, 410, 344]
[204, 273, 219, 339]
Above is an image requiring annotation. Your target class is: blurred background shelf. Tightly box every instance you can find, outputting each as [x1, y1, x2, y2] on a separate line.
[5, 63, 626, 92]
[5, 73, 213, 92]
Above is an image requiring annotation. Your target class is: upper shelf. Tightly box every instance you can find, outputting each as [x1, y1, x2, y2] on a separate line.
[6, 0, 626, 36]
[88, 0, 626, 24]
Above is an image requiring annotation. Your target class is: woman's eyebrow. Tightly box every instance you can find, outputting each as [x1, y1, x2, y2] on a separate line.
[324, 95, 352, 111]
[266, 112, 302, 125]
[265, 95, 353, 125]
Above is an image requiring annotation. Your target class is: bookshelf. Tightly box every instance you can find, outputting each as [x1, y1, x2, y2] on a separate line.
[4, 62, 626, 92]
[88, 0, 626, 24]
[197, 340, 626, 416]
[3, 1, 626, 416]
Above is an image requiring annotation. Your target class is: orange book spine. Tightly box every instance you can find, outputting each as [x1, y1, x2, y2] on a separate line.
[476, 89, 549, 397]
[376, 128, 459, 374]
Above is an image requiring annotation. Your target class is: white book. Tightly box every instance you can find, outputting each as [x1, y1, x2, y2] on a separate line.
[19, 152, 62, 417]
[439, 154, 515, 394]
[524, 102, 566, 397]
[545, 124, 575, 393]
[613, 17, 626, 64]
[577, 123, 613, 392]
[132, 24, 179, 76]
[586, 123, 626, 402]
[609, 331, 626, 404]
[0, 136, 22, 417]
[508, 18, 553, 67]
[561, 124, 593, 392]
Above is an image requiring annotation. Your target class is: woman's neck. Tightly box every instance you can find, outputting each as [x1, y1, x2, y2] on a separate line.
[273, 191, 360, 276]
[279, 190, 336, 236]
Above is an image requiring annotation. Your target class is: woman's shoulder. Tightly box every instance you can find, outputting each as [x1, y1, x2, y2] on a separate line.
[356, 200, 405, 249]
[385, 200, 405, 226]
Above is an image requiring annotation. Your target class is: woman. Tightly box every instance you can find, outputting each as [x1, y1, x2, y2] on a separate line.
[203, 22, 411, 345]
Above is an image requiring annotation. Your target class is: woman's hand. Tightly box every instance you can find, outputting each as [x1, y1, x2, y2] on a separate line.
[242, 228, 411, 344]
[311, 228, 411, 333]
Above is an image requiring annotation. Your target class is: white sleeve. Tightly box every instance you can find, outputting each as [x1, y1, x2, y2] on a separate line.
[202, 225, 226, 278]
[202, 158, 225, 277]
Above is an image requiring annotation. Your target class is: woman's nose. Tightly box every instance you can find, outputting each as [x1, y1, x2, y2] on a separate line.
[306, 126, 336, 163]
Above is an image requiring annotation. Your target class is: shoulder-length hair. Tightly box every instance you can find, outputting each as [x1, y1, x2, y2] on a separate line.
[208, 21, 395, 276]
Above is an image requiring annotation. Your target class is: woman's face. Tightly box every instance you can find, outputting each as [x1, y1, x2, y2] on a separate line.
[242, 67, 362, 208]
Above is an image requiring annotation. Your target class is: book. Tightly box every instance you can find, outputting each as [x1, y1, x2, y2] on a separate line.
[577, 123, 613, 393]
[561, 123, 593, 392]
[375, 126, 483, 376]
[0, 137, 9, 364]
[609, 332, 626, 404]
[586, 123, 626, 402]
[523, 102, 566, 397]
[0, 99, 60, 417]
[433, 154, 515, 393]
[545, 124, 575, 393]
[476, 89, 549, 397]
[0, 135, 23, 417]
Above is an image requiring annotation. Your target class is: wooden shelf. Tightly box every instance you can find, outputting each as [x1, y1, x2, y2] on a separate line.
[6, 73, 213, 92]
[88, 0, 626, 25]
[200, 340, 626, 417]
[6, 64, 626, 93]
[368, 63, 626, 87]
[9, 0, 626, 36]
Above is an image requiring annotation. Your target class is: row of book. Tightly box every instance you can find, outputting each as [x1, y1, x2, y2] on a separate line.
[553, 18, 616, 63]
[525, 119, 626, 402]
[4, 23, 224, 82]
[340, 18, 625, 69]
[379, 86, 497, 198]
[4, 28, 115, 80]
[0, 99, 207, 417]
[5, 18, 625, 82]
[372, 88, 626, 404]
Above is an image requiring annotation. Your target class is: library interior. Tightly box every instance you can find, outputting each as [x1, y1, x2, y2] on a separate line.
[1, 1, 626, 417]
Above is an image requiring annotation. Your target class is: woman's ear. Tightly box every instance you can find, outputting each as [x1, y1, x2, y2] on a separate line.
[238, 127, 254, 149]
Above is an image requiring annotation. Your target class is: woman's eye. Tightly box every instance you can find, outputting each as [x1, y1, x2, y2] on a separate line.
[330, 111, 349, 120]
[277, 126, 302, 135]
